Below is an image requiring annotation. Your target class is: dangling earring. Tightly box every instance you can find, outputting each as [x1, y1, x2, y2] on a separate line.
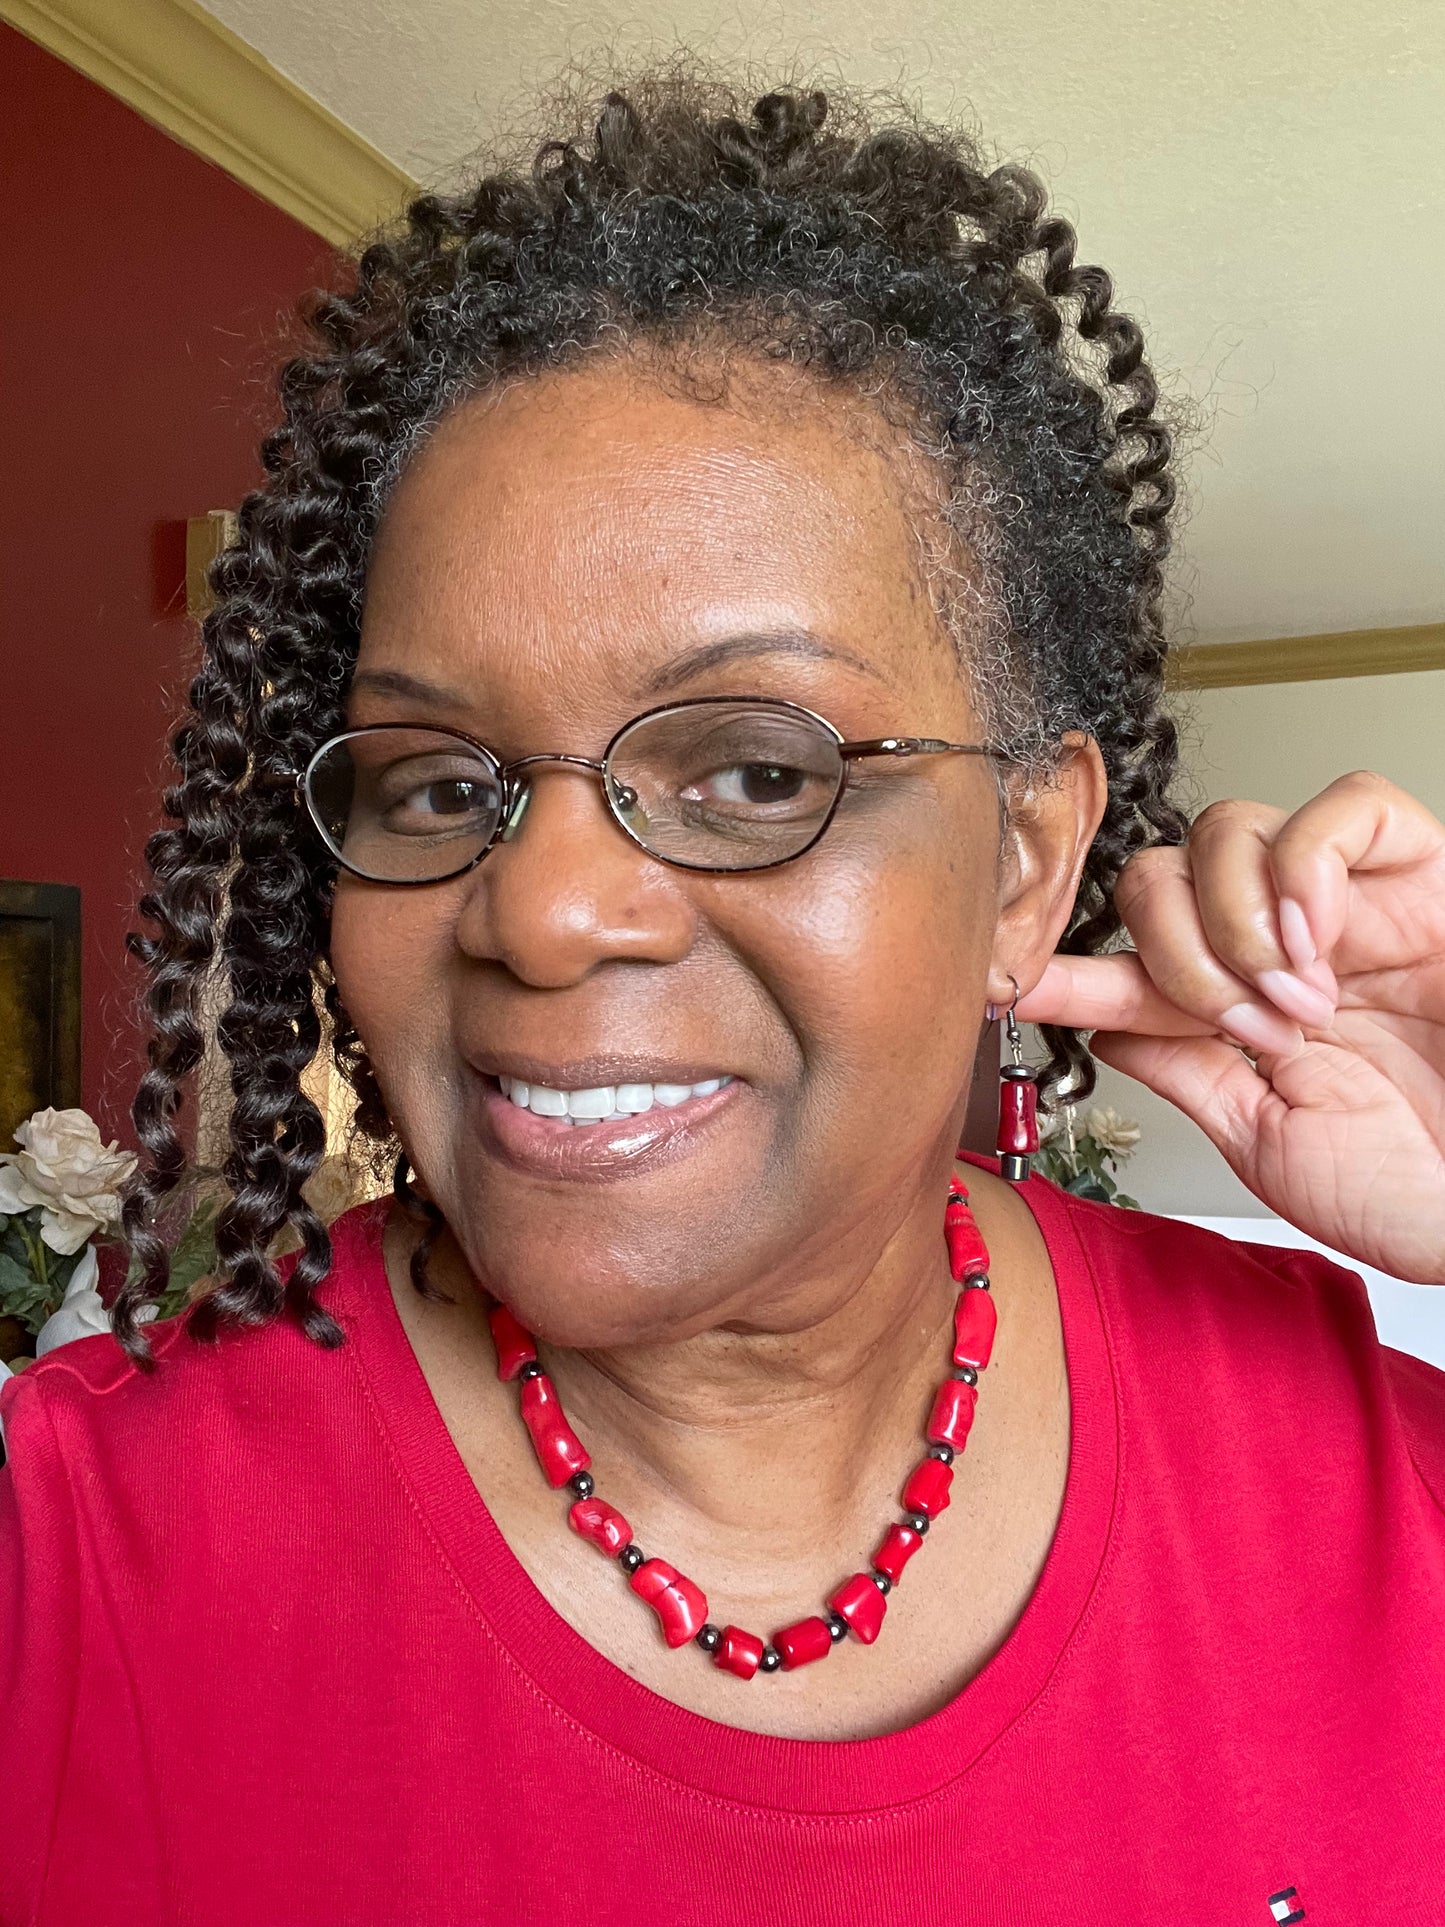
[989, 975, 1039, 1183]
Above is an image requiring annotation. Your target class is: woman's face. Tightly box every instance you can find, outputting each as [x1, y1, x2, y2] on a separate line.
[330, 358, 1100, 1345]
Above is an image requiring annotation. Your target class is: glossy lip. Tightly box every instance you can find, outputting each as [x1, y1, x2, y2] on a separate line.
[473, 1072, 744, 1184]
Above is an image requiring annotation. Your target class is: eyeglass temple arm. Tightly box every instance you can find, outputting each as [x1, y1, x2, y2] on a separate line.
[838, 737, 1012, 763]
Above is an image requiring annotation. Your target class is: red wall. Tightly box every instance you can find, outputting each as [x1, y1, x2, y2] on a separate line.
[0, 25, 333, 1143]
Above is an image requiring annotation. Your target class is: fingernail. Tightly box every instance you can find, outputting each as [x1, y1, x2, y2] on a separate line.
[1257, 969, 1336, 1029]
[1277, 897, 1316, 973]
[1219, 1001, 1305, 1056]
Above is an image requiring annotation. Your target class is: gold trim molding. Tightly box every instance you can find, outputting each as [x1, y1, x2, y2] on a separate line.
[1, 0, 416, 245]
[1170, 623, 1445, 690]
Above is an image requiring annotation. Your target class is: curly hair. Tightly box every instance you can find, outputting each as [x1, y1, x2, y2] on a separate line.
[117, 66, 1188, 1361]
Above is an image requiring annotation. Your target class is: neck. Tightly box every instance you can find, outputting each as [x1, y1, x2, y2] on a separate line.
[540, 1180, 963, 1547]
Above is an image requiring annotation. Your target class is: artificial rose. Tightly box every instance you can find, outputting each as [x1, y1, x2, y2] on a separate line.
[1085, 1105, 1142, 1158]
[0, 1108, 138, 1254]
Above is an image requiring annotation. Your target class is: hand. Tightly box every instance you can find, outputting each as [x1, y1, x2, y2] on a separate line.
[1018, 772, 1445, 1285]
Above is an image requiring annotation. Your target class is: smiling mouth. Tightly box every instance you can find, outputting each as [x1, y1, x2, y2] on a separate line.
[494, 1073, 735, 1125]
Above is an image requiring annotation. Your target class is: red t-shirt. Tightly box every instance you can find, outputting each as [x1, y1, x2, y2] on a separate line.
[3, 1180, 1444, 1925]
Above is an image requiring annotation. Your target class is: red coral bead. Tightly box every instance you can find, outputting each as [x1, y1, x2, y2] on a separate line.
[568, 1496, 631, 1556]
[997, 1074, 1040, 1156]
[871, 1522, 925, 1585]
[629, 1558, 708, 1648]
[774, 1616, 834, 1669]
[487, 1301, 537, 1381]
[944, 1201, 991, 1283]
[715, 1625, 765, 1679]
[902, 1455, 953, 1519]
[953, 1286, 998, 1371]
[927, 1376, 978, 1448]
[828, 1572, 887, 1644]
[518, 1373, 591, 1487]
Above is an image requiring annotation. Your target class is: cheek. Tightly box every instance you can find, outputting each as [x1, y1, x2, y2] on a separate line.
[737, 829, 992, 1110]
[329, 881, 455, 1111]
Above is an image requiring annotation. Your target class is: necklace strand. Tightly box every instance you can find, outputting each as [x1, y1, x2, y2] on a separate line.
[487, 1175, 994, 1679]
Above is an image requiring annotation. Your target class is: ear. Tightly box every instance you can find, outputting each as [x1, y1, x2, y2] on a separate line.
[986, 734, 1108, 1006]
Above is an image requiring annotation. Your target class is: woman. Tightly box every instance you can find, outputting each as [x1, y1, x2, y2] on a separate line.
[3, 73, 1442, 1925]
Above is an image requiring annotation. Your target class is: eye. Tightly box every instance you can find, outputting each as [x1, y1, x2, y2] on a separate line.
[687, 761, 811, 809]
[371, 758, 500, 835]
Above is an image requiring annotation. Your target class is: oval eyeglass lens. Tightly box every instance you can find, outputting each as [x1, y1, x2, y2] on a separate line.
[608, 702, 844, 869]
[306, 728, 505, 882]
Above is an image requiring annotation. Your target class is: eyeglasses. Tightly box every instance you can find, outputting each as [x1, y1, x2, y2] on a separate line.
[300, 696, 1007, 883]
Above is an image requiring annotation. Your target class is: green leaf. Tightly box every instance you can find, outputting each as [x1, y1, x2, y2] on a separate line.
[0, 1248, 58, 1334]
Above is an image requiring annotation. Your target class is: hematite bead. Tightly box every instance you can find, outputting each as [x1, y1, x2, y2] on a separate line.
[928, 1443, 955, 1464]
[517, 1360, 545, 1382]
[827, 1613, 848, 1643]
[759, 1645, 782, 1673]
[904, 1512, 930, 1535]
[871, 1570, 891, 1595]
[955, 1365, 980, 1387]
[695, 1623, 722, 1654]
[619, 1543, 645, 1574]
[569, 1470, 595, 1499]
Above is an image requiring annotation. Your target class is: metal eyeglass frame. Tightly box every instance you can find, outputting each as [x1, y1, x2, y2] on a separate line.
[299, 694, 1011, 882]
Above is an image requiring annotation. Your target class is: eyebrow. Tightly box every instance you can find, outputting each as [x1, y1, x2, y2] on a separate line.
[348, 667, 472, 710]
[643, 629, 888, 693]
[349, 632, 889, 712]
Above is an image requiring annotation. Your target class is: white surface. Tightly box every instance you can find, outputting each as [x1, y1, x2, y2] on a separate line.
[1179, 1216, 1445, 1372]
[200, 0, 1445, 650]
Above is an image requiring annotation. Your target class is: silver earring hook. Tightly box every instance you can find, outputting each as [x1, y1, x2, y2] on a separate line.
[1002, 973, 1025, 1067]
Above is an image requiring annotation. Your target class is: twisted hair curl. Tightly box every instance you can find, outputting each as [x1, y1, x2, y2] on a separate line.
[117, 67, 1187, 1361]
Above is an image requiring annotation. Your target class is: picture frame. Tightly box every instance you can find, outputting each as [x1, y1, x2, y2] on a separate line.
[0, 881, 82, 1149]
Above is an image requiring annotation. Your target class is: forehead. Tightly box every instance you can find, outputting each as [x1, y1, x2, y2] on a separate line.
[359, 355, 961, 721]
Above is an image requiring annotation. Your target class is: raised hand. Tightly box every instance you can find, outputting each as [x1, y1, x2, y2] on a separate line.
[1018, 772, 1445, 1285]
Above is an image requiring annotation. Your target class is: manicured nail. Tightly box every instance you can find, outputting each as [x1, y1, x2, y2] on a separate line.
[1277, 897, 1316, 973]
[1219, 1001, 1305, 1057]
[1257, 969, 1336, 1030]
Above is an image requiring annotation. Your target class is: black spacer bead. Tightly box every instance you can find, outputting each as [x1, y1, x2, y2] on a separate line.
[904, 1512, 930, 1535]
[517, 1360, 544, 1382]
[871, 1570, 891, 1595]
[619, 1543, 644, 1574]
[954, 1364, 980, 1386]
[695, 1623, 722, 1654]
[569, 1470, 595, 1500]
[827, 1613, 848, 1643]
[759, 1645, 782, 1673]
[965, 1272, 991, 1291]
[927, 1442, 955, 1464]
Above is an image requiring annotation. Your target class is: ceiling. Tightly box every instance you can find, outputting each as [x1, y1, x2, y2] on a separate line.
[200, 0, 1444, 648]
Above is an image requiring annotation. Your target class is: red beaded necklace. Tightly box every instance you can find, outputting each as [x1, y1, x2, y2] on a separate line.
[486, 1175, 995, 1679]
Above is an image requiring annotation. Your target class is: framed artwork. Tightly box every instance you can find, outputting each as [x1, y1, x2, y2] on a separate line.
[0, 881, 82, 1150]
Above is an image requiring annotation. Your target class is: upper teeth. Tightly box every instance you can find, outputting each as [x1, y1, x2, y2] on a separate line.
[497, 1076, 731, 1123]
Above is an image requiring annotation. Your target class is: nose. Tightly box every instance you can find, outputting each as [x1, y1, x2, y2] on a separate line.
[455, 760, 695, 988]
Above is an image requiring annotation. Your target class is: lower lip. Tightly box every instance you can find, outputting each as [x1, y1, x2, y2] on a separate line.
[477, 1079, 742, 1182]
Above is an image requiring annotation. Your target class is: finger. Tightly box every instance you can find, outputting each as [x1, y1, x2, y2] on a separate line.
[1185, 798, 1339, 1030]
[1090, 1028, 1277, 1168]
[1111, 846, 1305, 1057]
[1016, 954, 1219, 1036]
[1266, 771, 1445, 965]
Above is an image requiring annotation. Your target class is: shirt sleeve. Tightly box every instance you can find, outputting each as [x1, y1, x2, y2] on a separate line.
[1384, 1344, 1445, 1520]
[0, 1370, 83, 1924]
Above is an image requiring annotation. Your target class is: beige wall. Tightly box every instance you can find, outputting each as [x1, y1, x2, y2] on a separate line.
[1088, 668, 1445, 1216]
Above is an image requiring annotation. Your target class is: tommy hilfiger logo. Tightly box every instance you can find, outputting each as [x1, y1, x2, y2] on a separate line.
[1268, 1890, 1306, 1924]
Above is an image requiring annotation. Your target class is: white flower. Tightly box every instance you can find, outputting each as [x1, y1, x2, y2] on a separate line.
[0, 1108, 138, 1255]
[1085, 1105, 1142, 1158]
